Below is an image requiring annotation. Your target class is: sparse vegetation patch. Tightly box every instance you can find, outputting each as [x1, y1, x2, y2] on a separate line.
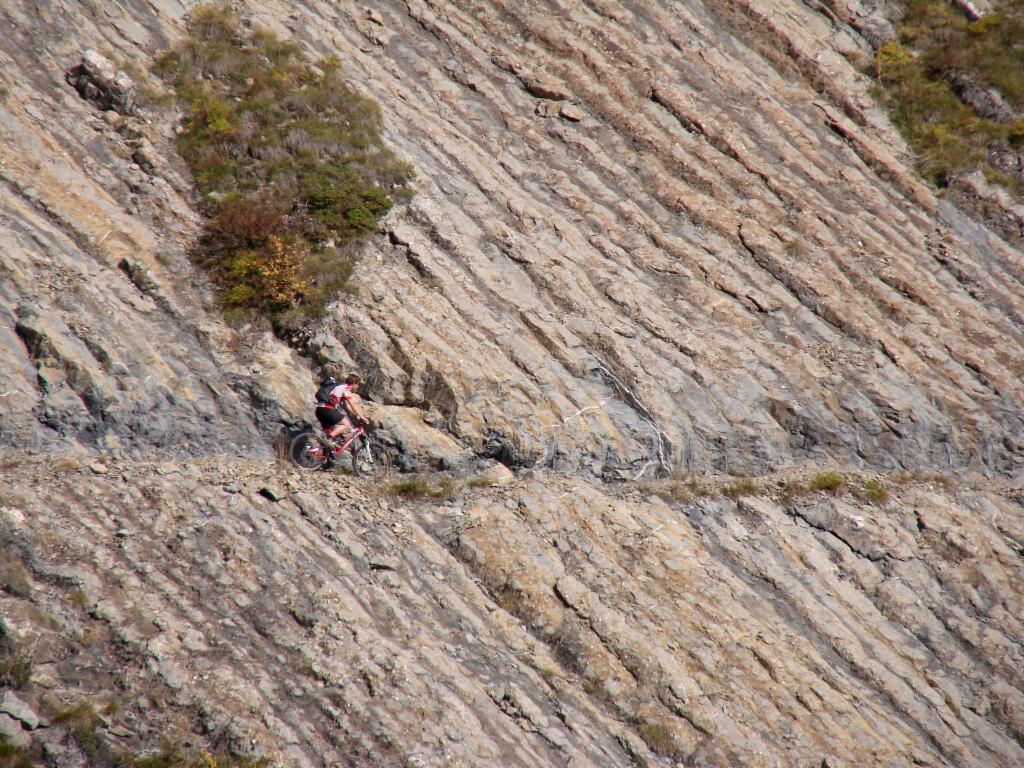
[52, 702, 104, 765]
[123, 743, 268, 768]
[635, 478, 691, 502]
[387, 475, 458, 499]
[779, 479, 809, 503]
[0, 621, 32, 689]
[722, 478, 759, 498]
[47, 698, 269, 768]
[0, 455, 24, 470]
[917, 471, 956, 490]
[809, 472, 845, 493]
[0, 733, 33, 768]
[0, 552, 31, 597]
[873, 1, 1024, 190]
[854, 478, 890, 505]
[638, 720, 686, 759]
[154, 4, 412, 329]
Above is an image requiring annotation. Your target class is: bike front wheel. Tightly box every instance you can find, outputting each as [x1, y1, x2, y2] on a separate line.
[290, 432, 328, 471]
[351, 435, 390, 479]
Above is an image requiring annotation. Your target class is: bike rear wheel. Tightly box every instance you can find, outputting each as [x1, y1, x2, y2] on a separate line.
[290, 432, 328, 470]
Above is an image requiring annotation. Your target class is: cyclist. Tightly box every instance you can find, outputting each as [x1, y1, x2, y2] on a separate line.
[315, 372, 369, 451]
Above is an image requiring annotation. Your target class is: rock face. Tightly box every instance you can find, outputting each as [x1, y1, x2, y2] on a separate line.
[1, 458, 1023, 767]
[2, 0, 1024, 479]
[0, 2, 315, 458]
[288, 0, 1024, 479]
[1, 1, 1024, 767]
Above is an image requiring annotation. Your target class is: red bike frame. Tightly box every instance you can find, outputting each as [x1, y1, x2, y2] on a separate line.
[326, 425, 367, 459]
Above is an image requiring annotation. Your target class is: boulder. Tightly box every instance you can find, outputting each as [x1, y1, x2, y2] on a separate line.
[0, 691, 39, 730]
[559, 104, 584, 122]
[474, 461, 514, 486]
[0, 713, 30, 749]
[370, 404, 473, 470]
[66, 49, 136, 114]
[519, 72, 570, 101]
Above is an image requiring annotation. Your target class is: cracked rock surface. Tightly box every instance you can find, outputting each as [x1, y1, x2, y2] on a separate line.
[1, 1, 1024, 767]
[1, 458, 1022, 766]
[277, 0, 1024, 478]
[1, 0, 1023, 477]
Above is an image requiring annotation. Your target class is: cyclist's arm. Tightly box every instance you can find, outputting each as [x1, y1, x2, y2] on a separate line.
[345, 394, 369, 425]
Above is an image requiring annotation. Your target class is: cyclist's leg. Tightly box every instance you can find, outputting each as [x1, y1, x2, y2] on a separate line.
[317, 407, 347, 441]
[334, 413, 355, 437]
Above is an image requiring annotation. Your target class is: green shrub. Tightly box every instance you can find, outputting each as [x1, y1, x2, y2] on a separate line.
[872, 1, 1024, 190]
[154, 3, 412, 329]
[809, 472, 845, 493]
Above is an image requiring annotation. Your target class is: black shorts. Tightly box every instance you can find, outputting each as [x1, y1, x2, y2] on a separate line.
[315, 406, 346, 430]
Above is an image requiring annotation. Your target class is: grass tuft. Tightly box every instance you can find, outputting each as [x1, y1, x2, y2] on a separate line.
[917, 471, 957, 490]
[855, 478, 890, 505]
[70, 588, 91, 610]
[638, 720, 684, 759]
[52, 702, 98, 725]
[779, 480, 809, 503]
[387, 475, 459, 499]
[722, 478, 759, 498]
[0, 732, 34, 768]
[387, 477, 431, 498]
[0, 455, 24, 470]
[809, 472, 845, 493]
[0, 552, 31, 597]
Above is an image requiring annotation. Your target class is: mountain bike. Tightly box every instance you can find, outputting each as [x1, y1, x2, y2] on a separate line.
[289, 423, 389, 477]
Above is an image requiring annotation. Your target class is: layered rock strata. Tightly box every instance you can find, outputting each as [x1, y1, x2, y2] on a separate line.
[288, 0, 1024, 477]
[1, 457, 1022, 767]
[0, 9, 311, 457]
[2, 2, 1024, 767]
[2, 0, 1024, 477]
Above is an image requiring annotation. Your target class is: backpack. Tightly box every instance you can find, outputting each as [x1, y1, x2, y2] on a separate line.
[315, 376, 337, 406]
